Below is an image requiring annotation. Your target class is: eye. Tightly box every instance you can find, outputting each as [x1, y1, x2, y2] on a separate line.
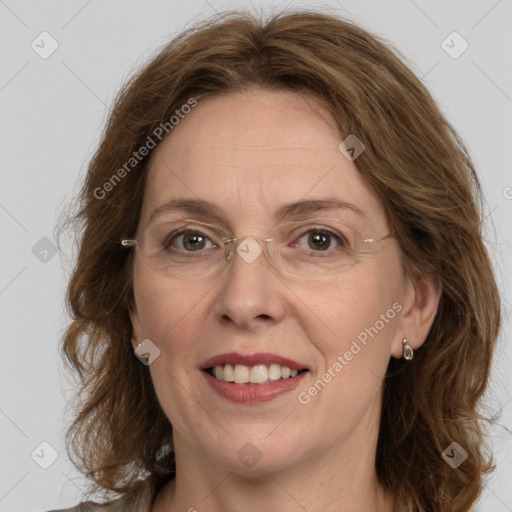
[165, 230, 215, 252]
[293, 228, 346, 252]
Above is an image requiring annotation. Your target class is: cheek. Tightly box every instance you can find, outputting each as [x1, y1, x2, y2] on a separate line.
[297, 261, 402, 366]
[132, 270, 210, 426]
[293, 272, 400, 420]
[132, 266, 210, 351]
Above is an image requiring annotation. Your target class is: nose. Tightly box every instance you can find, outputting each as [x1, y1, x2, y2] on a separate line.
[213, 239, 286, 330]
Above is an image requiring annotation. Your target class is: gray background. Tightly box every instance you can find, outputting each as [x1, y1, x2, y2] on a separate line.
[0, 0, 511, 511]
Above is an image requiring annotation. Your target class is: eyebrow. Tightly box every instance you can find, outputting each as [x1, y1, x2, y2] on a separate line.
[148, 197, 366, 224]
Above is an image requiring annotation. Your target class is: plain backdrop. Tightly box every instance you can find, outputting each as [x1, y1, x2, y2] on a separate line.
[0, 1, 511, 511]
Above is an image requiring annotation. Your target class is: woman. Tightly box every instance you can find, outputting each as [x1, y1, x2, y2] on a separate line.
[52, 9, 501, 512]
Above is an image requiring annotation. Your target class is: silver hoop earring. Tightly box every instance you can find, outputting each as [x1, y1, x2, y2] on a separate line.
[402, 338, 414, 361]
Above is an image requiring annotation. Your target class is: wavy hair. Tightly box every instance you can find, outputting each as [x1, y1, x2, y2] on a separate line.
[60, 9, 501, 511]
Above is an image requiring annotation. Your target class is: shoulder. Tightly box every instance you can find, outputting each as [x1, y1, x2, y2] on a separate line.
[45, 498, 127, 512]
[46, 478, 154, 512]
[46, 483, 154, 512]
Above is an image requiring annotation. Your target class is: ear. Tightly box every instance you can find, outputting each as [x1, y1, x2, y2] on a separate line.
[390, 268, 441, 359]
[128, 296, 144, 351]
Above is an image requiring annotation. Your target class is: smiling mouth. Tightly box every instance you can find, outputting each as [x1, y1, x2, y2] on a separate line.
[204, 363, 309, 385]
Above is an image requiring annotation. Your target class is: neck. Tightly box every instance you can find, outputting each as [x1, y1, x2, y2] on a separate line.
[153, 387, 393, 512]
[155, 462, 394, 512]
[153, 428, 394, 511]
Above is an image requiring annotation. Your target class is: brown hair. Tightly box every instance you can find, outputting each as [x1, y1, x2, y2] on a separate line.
[60, 9, 501, 511]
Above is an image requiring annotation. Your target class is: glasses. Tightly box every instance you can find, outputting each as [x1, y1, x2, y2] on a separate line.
[121, 217, 393, 281]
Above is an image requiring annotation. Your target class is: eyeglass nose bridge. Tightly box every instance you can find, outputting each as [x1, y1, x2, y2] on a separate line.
[221, 235, 275, 263]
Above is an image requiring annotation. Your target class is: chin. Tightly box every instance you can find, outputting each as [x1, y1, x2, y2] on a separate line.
[213, 449, 301, 477]
[199, 427, 307, 476]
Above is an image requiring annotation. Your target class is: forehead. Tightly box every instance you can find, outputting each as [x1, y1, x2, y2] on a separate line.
[140, 89, 387, 229]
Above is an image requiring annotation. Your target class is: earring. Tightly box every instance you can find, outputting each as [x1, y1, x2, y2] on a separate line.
[402, 338, 414, 360]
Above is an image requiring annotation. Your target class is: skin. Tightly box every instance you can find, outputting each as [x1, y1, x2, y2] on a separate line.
[129, 88, 440, 512]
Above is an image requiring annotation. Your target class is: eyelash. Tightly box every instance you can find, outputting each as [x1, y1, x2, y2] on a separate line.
[293, 227, 347, 251]
[164, 227, 347, 252]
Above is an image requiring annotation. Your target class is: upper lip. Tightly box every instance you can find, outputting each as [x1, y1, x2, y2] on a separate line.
[201, 352, 309, 371]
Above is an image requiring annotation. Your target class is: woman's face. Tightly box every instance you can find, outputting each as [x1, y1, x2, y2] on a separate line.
[130, 89, 431, 476]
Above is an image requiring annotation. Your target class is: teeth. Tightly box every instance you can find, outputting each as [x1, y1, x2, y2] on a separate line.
[223, 364, 234, 382]
[210, 363, 305, 384]
[250, 364, 268, 384]
[234, 364, 249, 383]
[268, 363, 282, 381]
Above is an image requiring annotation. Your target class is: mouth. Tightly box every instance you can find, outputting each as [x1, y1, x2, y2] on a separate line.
[200, 352, 311, 397]
[203, 364, 309, 385]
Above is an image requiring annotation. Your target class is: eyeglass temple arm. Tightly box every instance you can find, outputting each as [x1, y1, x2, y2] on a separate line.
[363, 234, 393, 243]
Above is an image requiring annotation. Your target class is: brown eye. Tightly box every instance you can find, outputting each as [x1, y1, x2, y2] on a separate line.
[166, 231, 213, 252]
[294, 228, 345, 252]
[308, 232, 331, 251]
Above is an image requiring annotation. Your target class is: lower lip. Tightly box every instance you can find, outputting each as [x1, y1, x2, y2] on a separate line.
[202, 370, 308, 403]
